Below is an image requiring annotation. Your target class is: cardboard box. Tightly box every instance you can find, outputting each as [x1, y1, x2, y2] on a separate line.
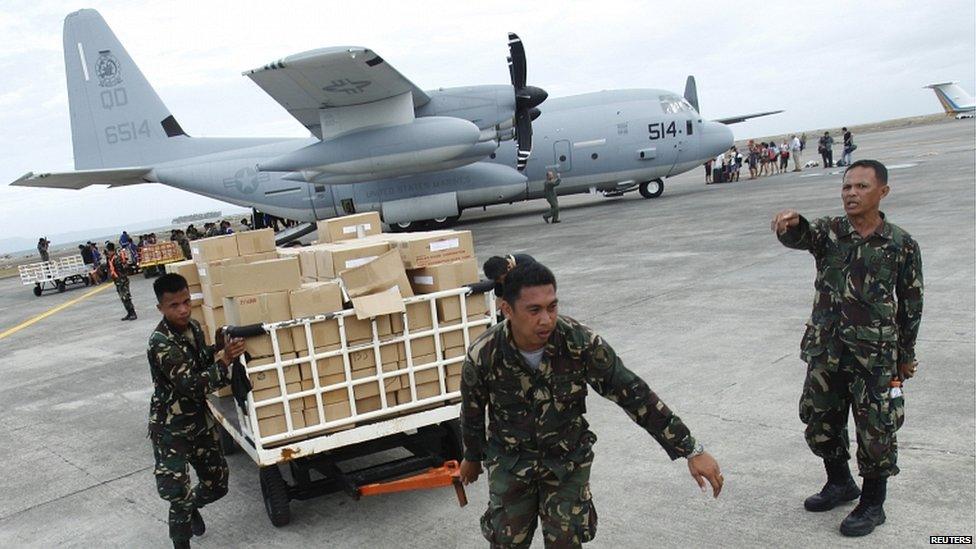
[165, 259, 201, 286]
[252, 381, 303, 420]
[198, 257, 245, 286]
[248, 355, 300, 391]
[303, 400, 353, 426]
[437, 293, 490, 324]
[202, 323, 213, 345]
[408, 258, 479, 294]
[385, 230, 474, 269]
[214, 385, 232, 398]
[236, 228, 276, 255]
[223, 258, 301, 298]
[400, 335, 437, 364]
[440, 323, 488, 351]
[257, 410, 305, 437]
[344, 313, 393, 344]
[190, 234, 239, 264]
[298, 345, 345, 380]
[190, 305, 205, 325]
[188, 285, 204, 306]
[244, 251, 279, 263]
[316, 212, 382, 243]
[355, 392, 399, 414]
[202, 305, 226, 331]
[391, 301, 435, 334]
[276, 246, 321, 282]
[348, 344, 399, 373]
[223, 292, 295, 357]
[289, 282, 344, 352]
[444, 346, 466, 360]
[351, 286, 406, 320]
[202, 283, 226, 308]
[314, 241, 391, 279]
[300, 378, 351, 407]
[340, 249, 414, 299]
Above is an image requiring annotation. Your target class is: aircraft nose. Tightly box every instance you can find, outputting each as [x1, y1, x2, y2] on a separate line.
[701, 121, 734, 157]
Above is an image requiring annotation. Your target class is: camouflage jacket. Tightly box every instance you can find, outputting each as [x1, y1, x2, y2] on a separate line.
[779, 213, 923, 369]
[460, 315, 696, 479]
[147, 318, 230, 438]
[108, 252, 128, 284]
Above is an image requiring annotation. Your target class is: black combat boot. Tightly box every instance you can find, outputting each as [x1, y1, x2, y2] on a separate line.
[191, 509, 206, 537]
[122, 304, 137, 321]
[804, 459, 860, 512]
[840, 476, 887, 537]
[172, 539, 191, 549]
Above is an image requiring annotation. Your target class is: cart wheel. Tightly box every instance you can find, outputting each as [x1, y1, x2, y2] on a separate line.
[83, 276, 91, 286]
[57, 280, 66, 293]
[442, 419, 463, 461]
[219, 425, 239, 455]
[260, 465, 291, 527]
[33, 284, 42, 297]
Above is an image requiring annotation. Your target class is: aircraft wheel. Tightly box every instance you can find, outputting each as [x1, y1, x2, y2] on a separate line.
[639, 179, 664, 199]
[57, 280, 67, 293]
[388, 220, 419, 233]
[426, 215, 461, 230]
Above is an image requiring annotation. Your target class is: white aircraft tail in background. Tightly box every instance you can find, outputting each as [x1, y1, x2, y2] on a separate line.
[925, 82, 975, 119]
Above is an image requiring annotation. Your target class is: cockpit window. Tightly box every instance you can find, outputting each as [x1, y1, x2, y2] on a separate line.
[659, 95, 696, 114]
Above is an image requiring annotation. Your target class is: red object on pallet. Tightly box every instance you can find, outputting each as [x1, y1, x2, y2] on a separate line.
[358, 460, 467, 507]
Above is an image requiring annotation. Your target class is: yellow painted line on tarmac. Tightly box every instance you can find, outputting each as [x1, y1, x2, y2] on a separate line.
[0, 283, 113, 340]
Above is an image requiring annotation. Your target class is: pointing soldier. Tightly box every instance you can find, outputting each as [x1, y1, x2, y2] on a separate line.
[148, 273, 246, 548]
[105, 242, 137, 321]
[459, 262, 723, 548]
[771, 159, 923, 537]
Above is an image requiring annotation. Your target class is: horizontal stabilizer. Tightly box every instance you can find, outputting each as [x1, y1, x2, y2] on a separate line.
[10, 167, 154, 189]
[715, 110, 784, 125]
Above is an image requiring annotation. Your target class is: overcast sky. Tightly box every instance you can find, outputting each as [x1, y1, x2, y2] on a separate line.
[1, 0, 973, 242]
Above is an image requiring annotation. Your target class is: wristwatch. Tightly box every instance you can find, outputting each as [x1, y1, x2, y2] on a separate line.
[686, 442, 705, 459]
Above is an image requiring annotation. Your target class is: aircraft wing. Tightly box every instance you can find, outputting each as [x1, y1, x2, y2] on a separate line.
[244, 47, 431, 139]
[714, 110, 784, 125]
[9, 167, 155, 189]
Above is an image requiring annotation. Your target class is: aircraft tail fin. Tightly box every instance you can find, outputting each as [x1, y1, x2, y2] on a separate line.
[63, 9, 188, 170]
[925, 82, 975, 115]
[684, 75, 699, 113]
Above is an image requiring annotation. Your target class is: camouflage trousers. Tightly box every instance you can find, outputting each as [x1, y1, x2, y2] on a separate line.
[799, 350, 905, 478]
[481, 454, 597, 548]
[114, 278, 134, 313]
[543, 193, 559, 223]
[152, 427, 229, 541]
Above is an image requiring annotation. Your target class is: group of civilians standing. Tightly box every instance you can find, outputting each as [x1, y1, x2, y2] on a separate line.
[705, 127, 856, 183]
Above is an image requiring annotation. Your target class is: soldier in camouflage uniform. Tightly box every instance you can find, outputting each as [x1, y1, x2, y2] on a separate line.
[542, 170, 561, 224]
[105, 242, 137, 320]
[459, 261, 723, 548]
[772, 159, 923, 537]
[147, 273, 246, 548]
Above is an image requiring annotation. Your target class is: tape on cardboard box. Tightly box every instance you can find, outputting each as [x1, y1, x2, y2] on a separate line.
[316, 212, 382, 243]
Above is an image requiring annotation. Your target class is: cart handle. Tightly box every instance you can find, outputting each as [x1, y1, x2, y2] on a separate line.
[358, 460, 467, 507]
[225, 323, 267, 339]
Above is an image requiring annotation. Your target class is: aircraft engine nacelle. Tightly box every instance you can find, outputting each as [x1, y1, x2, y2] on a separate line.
[416, 85, 515, 132]
[257, 116, 481, 175]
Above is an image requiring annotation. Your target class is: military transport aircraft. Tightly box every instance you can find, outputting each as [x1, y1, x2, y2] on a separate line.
[11, 9, 781, 233]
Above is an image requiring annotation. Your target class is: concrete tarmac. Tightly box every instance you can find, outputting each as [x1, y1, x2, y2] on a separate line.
[0, 119, 973, 547]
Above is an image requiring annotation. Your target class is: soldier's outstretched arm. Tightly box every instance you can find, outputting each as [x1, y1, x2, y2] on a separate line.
[896, 237, 924, 368]
[581, 328, 696, 460]
[459, 351, 488, 484]
[150, 339, 230, 400]
[774, 211, 827, 254]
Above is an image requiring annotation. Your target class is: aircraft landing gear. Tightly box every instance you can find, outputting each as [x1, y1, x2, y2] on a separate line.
[639, 179, 664, 199]
[426, 215, 460, 230]
[387, 220, 419, 233]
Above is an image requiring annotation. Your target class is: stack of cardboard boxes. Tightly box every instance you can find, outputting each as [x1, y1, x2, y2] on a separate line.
[169, 213, 493, 441]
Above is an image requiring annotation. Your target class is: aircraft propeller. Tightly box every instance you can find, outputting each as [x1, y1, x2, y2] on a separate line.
[507, 33, 547, 171]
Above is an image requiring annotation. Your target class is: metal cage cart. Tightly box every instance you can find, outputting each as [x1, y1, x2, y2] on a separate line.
[18, 255, 92, 296]
[209, 286, 495, 526]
